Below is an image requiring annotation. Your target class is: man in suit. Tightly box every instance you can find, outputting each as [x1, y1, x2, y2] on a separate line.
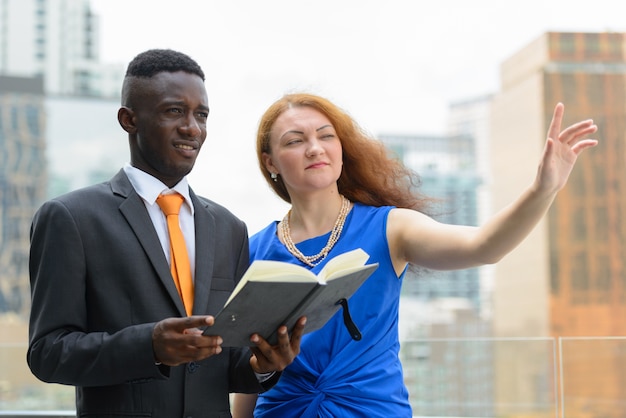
[27, 49, 305, 418]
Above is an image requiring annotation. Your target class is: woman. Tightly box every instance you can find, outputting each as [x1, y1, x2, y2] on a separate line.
[233, 93, 597, 417]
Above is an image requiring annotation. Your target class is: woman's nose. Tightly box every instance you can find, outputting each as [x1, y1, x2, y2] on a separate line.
[306, 138, 324, 157]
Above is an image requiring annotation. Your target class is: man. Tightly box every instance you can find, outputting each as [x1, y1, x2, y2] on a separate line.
[27, 49, 304, 417]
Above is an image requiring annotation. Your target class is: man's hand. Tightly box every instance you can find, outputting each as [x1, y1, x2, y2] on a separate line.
[248, 316, 307, 374]
[152, 316, 223, 366]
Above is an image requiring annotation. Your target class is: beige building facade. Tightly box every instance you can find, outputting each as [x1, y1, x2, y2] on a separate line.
[491, 32, 626, 418]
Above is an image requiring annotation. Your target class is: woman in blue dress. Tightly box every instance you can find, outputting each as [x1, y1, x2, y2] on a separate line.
[233, 93, 597, 418]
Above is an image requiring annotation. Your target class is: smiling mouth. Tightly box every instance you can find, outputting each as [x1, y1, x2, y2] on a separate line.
[175, 144, 195, 151]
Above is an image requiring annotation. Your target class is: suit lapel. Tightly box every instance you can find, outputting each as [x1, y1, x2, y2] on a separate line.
[190, 190, 216, 316]
[111, 170, 187, 317]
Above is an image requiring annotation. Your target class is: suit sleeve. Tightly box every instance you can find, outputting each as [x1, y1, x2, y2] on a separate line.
[27, 199, 164, 386]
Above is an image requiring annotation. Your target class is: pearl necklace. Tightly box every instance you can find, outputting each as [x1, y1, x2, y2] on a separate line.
[280, 195, 351, 267]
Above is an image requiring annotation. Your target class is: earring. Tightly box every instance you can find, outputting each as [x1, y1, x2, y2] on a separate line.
[270, 172, 278, 182]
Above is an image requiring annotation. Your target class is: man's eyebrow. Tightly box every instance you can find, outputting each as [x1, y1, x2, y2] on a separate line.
[162, 100, 210, 111]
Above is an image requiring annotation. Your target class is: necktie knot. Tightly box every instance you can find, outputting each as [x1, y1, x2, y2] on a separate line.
[157, 193, 184, 216]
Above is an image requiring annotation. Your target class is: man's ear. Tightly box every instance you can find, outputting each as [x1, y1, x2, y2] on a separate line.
[117, 106, 137, 134]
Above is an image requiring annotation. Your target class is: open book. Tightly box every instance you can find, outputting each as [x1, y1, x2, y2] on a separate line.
[203, 248, 378, 347]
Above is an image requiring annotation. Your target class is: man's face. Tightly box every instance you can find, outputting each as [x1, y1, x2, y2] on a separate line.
[128, 71, 209, 187]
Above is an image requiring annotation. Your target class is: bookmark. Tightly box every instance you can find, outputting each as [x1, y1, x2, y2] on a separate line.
[337, 298, 362, 341]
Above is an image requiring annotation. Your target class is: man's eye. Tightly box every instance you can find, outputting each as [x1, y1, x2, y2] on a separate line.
[168, 108, 183, 114]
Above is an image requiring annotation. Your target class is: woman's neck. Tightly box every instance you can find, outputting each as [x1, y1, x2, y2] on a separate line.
[285, 192, 347, 243]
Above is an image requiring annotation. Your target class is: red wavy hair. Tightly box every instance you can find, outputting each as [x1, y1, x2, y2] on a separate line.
[257, 93, 432, 211]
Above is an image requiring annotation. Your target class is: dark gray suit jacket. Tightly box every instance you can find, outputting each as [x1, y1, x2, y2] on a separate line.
[28, 170, 266, 417]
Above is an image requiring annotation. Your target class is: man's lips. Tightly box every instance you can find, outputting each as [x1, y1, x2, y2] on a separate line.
[173, 139, 200, 152]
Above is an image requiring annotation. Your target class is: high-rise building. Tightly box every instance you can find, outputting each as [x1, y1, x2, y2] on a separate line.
[0, 0, 123, 97]
[0, 0, 125, 321]
[447, 95, 496, 318]
[380, 133, 484, 310]
[0, 75, 46, 317]
[381, 132, 495, 414]
[490, 31, 626, 417]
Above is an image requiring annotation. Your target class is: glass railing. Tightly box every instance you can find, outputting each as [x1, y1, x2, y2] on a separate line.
[559, 337, 626, 418]
[401, 337, 559, 418]
[2, 338, 626, 417]
[0, 343, 74, 415]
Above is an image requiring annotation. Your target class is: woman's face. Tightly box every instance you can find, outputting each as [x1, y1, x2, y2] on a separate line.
[264, 106, 343, 196]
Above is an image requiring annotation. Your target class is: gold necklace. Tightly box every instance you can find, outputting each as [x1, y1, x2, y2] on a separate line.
[280, 195, 351, 267]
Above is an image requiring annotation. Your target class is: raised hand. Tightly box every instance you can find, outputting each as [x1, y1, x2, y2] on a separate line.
[537, 102, 598, 193]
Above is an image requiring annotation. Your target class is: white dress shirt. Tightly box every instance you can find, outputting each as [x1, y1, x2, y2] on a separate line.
[123, 163, 196, 282]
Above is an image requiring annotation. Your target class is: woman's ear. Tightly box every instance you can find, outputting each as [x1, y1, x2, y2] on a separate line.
[117, 106, 137, 134]
[262, 152, 277, 175]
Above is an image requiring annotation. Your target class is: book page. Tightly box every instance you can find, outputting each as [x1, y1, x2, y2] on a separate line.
[225, 260, 316, 305]
[318, 248, 370, 283]
[242, 260, 315, 282]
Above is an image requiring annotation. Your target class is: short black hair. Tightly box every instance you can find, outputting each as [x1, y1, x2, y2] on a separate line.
[125, 49, 205, 81]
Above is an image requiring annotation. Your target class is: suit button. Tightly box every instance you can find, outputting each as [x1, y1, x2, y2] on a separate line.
[187, 361, 199, 373]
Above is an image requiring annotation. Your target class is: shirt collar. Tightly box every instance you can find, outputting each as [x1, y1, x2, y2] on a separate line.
[123, 163, 195, 215]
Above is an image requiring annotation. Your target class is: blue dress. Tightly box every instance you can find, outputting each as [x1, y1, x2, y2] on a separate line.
[250, 203, 412, 418]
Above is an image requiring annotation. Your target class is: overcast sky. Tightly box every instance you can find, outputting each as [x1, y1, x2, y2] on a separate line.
[89, 0, 625, 233]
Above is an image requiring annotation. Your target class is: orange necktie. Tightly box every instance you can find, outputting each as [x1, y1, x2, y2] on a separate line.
[156, 193, 194, 316]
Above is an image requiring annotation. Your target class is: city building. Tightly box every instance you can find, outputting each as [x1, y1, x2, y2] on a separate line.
[0, 0, 124, 320]
[0, 75, 46, 317]
[380, 132, 495, 414]
[490, 31, 626, 417]
[379, 133, 484, 311]
[0, 0, 123, 97]
[0, 1, 125, 407]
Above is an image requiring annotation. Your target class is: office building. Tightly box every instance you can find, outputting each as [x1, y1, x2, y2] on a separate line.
[491, 31, 626, 417]
[0, 75, 46, 317]
[0, 0, 124, 320]
[380, 132, 494, 414]
[0, 0, 123, 97]
[380, 133, 484, 310]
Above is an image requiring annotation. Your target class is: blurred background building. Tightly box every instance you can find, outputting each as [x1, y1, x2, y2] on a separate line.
[0, 0, 122, 97]
[490, 31, 626, 418]
[0, 75, 46, 316]
[0, 0, 124, 320]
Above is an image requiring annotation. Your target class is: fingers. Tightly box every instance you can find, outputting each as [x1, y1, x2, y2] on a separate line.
[547, 102, 564, 141]
[152, 316, 223, 366]
[288, 316, 307, 351]
[548, 102, 598, 153]
[249, 317, 307, 374]
[249, 326, 289, 366]
[559, 119, 597, 144]
[571, 138, 599, 155]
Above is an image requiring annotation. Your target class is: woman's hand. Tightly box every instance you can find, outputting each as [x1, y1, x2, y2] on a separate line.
[535, 102, 597, 194]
